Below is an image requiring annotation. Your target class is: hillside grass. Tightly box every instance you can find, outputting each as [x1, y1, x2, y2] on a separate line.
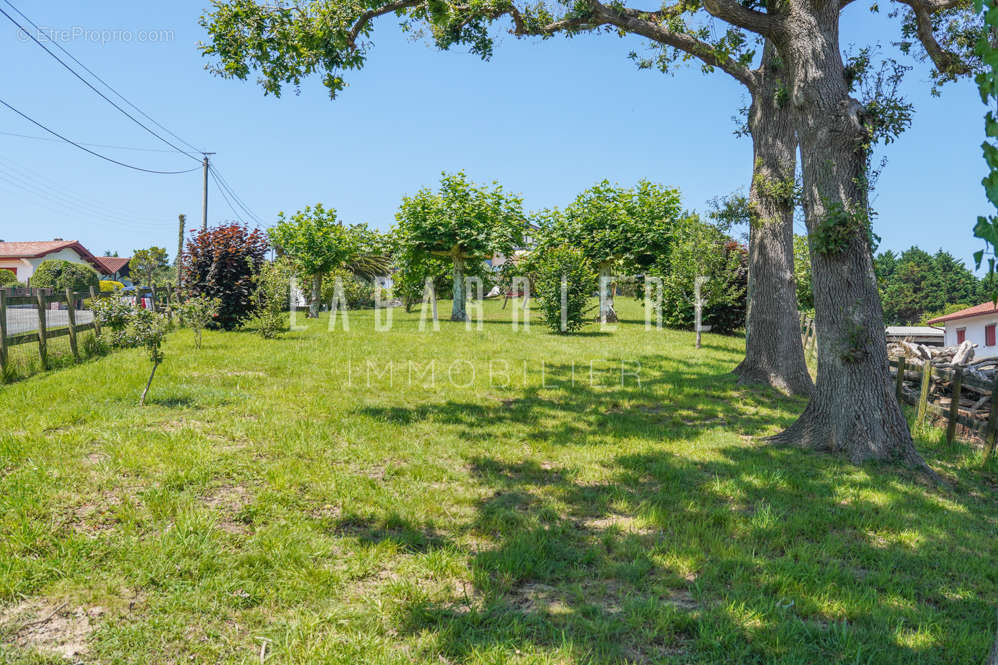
[0, 299, 996, 664]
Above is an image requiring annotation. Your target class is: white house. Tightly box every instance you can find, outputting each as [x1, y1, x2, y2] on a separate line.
[926, 302, 998, 359]
[0, 240, 106, 283]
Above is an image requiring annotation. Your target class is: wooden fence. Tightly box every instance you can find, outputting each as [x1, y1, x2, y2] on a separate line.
[0, 284, 174, 375]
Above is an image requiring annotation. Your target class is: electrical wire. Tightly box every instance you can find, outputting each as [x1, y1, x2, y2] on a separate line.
[209, 166, 245, 223]
[0, 96, 202, 175]
[3, 0, 204, 156]
[0, 3, 201, 162]
[209, 163, 265, 225]
[0, 129, 183, 153]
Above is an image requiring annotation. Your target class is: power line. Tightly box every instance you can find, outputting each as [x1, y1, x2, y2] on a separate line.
[2, 0, 203, 156]
[0, 3, 201, 162]
[209, 163, 265, 225]
[0, 96, 202, 175]
[209, 166, 245, 223]
[0, 129, 182, 153]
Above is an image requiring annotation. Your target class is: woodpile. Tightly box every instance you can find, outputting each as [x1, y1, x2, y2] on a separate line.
[888, 340, 998, 434]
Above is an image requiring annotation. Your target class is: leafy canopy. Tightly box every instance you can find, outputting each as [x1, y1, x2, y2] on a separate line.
[394, 171, 525, 260]
[269, 204, 360, 277]
[538, 180, 681, 270]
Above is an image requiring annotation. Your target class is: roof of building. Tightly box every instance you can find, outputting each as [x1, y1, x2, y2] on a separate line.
[92, 256, 130, 274]
[925, 302, 998, 325]
[0, 240, 104, 272]
[885, 326, 944, 337]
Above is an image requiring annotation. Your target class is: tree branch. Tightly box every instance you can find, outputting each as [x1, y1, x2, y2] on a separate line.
[701, 0, 781, 37]
[894, 0, 972, 76]
[348, 0, 425, 47]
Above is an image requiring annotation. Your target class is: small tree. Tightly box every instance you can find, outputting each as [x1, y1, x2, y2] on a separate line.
[247, 259, 292, 338]
[30, 260, 100, 293]
[131, 246, 171, 286]
[534, 245, 596, 334]
[655, 215, 748, 335]
[395, 171, 525, 321]
[539, 180, 681, 323]
[0, 270, 20, 287]
[91, 298, 167, 405]
[181, 224, 269, 330]
[177, 295, 221, 349]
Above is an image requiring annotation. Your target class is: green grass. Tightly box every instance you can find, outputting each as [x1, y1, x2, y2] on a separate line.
[0, 299, 996, 664]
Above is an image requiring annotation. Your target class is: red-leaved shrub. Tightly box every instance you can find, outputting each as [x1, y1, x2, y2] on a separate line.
[181, 224, 269, 330]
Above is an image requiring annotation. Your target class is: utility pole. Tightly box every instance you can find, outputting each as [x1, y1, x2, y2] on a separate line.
[176, 214, 186, 290]
[201, 152, 215, 231]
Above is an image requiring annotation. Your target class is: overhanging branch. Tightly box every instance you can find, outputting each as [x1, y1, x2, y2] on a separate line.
[894, 0, 973, 76]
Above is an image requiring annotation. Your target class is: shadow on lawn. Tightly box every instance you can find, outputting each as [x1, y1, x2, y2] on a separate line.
[355, 361, 997, 663]
[358, 356, 804, 447]
[390, 443, 997, 664]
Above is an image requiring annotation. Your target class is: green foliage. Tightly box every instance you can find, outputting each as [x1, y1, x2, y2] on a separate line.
[131, 246, 171, 286]
[533, 245, 596, 334]
[0, 270, 21, 288]
[652, 215, 748, 335]
[177, 295, 222, 349]
[91, 296, 134, 332]
[247, 259, 293, 339]
[269, 204, 358, 279]
[875, 247, 983, 325]
[30, 260, 100, 293]
[322, 269, 379, 309]
[811, 201, 874, 256]
[536, 180, 681, 272]
[973, 0, 998, 298]
[395, 171, 525, 262]
[793, 235, 813, 313]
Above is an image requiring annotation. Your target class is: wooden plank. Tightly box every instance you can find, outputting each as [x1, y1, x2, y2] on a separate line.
[64, 288, 79, 362]
[89, 286, 101, 336]
[895, 356, 906, 403]
[0, 290, 7, 376]
[35, 291, 47, 370]
[916, 360, 932, 427]
[947, 368, 963, 445]
[5, 322, 94, 347]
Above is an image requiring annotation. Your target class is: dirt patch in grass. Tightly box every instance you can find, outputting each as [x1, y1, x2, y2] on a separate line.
[203, 484, 253, 534]
[581, 513, 655, 535]
[509, 580, 698, 617]
[0, 599, 103, 659]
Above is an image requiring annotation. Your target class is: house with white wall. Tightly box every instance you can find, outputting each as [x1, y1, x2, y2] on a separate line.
[926, 302, 998, 358]
[0, 240, 108, 283]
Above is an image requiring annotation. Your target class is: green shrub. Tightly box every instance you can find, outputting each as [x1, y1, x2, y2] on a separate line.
[534, 245, 597, 334]
[0, 270, 21, 288]
[177, 295, 221, 349]
[322, 269, 378, 309]
[30, 260, 100, 293]
[246, 259, 292, 338]
[100, 280, 125, 292]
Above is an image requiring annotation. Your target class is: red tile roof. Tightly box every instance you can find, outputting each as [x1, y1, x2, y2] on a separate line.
[926, 302, 998, 325]
[92, 256, 130, 274]
[0, 240, 104, 271]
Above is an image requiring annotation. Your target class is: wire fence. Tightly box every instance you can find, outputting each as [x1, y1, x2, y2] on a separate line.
[0, 284, 172, 382]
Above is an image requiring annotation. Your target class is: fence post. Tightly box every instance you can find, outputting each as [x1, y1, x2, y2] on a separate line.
[895, 356, 907, 402]
[35, 291, 48, 370]
[64, 288, 80, 363]
[916, 361, 932, 427]
[89, 286, 102, 336]
[987, 373, 998, 461]
[947, 367, 963, 445]
[0, 290, 8, 377]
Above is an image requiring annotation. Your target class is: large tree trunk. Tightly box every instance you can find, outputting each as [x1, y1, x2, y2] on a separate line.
[598, 262, 617, 323]
[734, 42, 813, 397]
[308, 273, 322, 319]
[451, 255, 468, 322]
[770, 6, 932, 473]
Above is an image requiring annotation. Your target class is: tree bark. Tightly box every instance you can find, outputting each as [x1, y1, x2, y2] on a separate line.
[598, 262, 617, 323]
[451, 254, 468, 321]
[734, 41, 813, 397]
[140, 359, 159, 406]
[308, 273, 322, 319]
[769, 6, 932, 473]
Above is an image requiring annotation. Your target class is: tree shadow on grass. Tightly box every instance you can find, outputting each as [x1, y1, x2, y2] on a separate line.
[389, 443, 998, 664]
[330, 512, 451, 553]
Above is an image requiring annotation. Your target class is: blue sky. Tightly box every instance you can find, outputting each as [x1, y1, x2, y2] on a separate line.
[0, 1, 986, 270]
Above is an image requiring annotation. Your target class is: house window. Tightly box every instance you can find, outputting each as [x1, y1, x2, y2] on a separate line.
[987, 324, 996, 347]
[957, 328, 967, 344]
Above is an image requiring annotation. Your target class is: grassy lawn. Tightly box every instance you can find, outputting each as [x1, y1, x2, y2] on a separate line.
[1, 299, 996, 664]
